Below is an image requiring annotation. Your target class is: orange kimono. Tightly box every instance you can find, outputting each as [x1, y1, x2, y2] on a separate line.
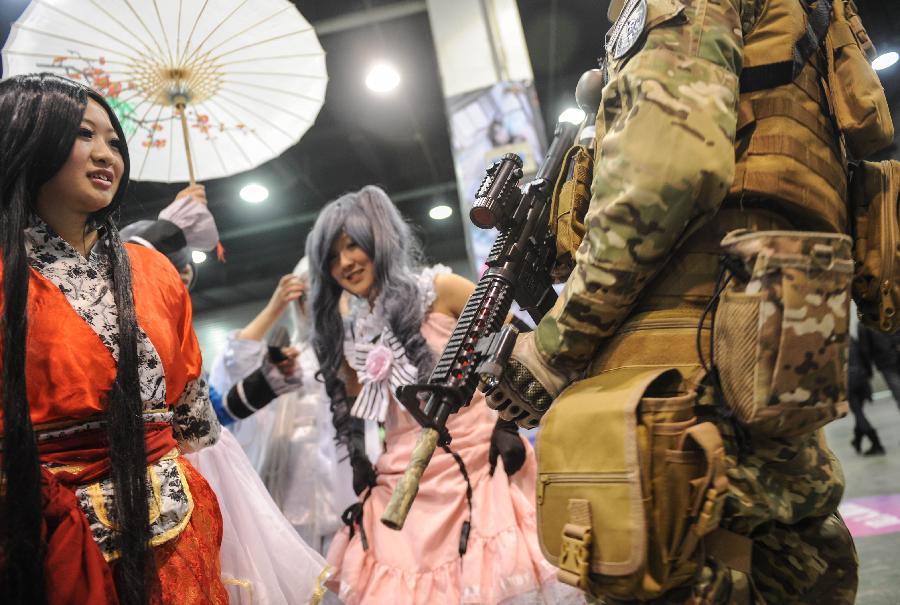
[2, 222, 227, 604]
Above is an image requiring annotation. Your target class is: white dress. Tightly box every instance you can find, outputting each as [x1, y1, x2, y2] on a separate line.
[185, 429, 329, 604]
[186, 335, 333, 604]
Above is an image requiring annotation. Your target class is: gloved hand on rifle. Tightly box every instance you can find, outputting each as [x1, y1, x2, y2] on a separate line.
[480, 331, 574, 429]
[489, 419, 526, 477]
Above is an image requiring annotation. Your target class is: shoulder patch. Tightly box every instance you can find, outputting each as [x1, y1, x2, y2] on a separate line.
[605, 0, 648, 60]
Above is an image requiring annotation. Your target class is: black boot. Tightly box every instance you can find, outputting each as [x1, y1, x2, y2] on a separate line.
[864, 429, 886, 456]
[852, 428, 864, 454]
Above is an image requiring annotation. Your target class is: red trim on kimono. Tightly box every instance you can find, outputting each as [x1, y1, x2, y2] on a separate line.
[39, 422, 179, 485]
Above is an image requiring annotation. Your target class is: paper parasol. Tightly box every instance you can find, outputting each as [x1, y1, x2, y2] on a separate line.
[2, 0, 327, 183]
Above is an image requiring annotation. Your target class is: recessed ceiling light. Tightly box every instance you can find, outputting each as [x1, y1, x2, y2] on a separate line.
[192, 250, 207, 264]
[240, 183, 269, 203]
[366, 62, 401, 93]
[429, 204, 453, 220]
[558, 107, 586, 124]
[873, 51, 899, 71]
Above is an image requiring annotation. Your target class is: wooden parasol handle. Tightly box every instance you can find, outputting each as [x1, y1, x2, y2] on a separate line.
[175, 101, 196, 185]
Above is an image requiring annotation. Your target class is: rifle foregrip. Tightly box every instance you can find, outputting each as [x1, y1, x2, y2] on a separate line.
[381, 428, 440, 530]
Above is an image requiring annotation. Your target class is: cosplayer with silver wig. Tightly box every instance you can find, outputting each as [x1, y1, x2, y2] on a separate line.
[305, 185, 582, 605]
[307, 185, 434, 385]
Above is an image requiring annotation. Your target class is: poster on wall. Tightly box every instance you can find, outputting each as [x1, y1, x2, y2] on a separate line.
[446, 80, 547, 275]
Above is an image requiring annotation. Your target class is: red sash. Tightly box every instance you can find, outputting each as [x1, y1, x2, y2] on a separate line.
[36, 422, 179, 604]
[39, 422, 178, 486]
[41, 468, 120, 605]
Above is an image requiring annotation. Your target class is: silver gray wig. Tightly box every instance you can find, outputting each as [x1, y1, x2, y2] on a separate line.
[306, 185, 433, 386]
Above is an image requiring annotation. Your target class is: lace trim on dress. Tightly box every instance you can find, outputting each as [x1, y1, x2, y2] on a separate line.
[416, 263, 451, 315]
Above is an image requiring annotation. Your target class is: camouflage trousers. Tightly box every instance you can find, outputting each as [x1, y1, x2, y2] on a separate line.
[710, 413, 858, 605]
[586, 415, 858, 605]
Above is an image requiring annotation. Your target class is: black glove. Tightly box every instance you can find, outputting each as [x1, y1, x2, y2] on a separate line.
[327, 374, 377, 495]
[489, 419, 526, 477]
[350, 451, 378, 496]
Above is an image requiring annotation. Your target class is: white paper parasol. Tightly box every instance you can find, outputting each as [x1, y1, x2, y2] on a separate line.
[2, 0, 327, 183]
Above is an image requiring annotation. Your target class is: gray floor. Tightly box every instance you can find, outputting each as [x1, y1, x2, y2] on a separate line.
[825, 379, 900, 605]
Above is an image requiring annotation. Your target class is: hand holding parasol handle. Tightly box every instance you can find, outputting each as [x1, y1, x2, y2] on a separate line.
[381, 428, 439, 529]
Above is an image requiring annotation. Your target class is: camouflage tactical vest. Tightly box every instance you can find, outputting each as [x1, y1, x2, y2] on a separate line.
[729, 0, 848, 232]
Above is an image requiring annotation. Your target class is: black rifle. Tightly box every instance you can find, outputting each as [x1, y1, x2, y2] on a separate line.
[381, 120, 579, 530]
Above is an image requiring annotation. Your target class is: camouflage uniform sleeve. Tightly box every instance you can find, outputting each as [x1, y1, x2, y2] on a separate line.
[536, 0, 754, 370]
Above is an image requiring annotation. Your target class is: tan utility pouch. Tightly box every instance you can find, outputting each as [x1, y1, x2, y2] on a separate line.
[826, 0, 894, 159]
[549, 144, 593, 281]
[714, 230, 852, 437]
[537, 367, 729, 601]
[850, 160, 900, 332]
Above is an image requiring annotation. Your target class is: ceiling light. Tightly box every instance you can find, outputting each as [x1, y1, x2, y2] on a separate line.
[429, 204, 453, 220]
[192, 250, 207, 264]
[365, 62, 401, 93]
[240, 183, 269, 203]
[558, 107, 586, 124]
[872, 51, 899, 71]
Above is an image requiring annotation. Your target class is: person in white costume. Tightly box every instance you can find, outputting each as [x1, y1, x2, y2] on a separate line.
[208, 258, 376, 554]
[122, 189, 331, 605]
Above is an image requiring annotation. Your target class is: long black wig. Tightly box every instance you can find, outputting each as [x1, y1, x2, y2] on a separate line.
[0, 73, 151, 604]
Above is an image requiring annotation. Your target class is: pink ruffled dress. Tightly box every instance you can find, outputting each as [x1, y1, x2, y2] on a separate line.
[326, 267, 583, 605]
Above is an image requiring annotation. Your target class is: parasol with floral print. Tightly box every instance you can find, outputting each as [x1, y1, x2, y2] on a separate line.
[2, 0, 327, 184]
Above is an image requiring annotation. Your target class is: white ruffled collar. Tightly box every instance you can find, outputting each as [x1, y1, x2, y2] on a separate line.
[346, 295, 388, 347]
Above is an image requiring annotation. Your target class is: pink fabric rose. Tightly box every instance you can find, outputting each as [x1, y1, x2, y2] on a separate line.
[364, 344, 393, 382]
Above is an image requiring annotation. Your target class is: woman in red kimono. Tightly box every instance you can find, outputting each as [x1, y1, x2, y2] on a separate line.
[0, 74, 226, 604]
